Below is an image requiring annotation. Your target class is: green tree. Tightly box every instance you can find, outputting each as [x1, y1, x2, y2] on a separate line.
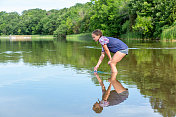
[133, 16, 153, 38]
[54, 3, 92, 37]
[20, 8, 46, 35]
[54, 23, 67, 39]
[129, 0, 176, 39]
[90, 0, 130, 37]
[0, 12, 20, 35]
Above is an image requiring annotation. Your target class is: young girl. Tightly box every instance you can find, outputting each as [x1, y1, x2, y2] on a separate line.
[92, 29, 128, 73]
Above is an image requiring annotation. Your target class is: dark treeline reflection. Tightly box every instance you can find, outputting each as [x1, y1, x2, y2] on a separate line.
[0, 40, 176, 116]
[128, 49, 176, 117]
[126, 43, 176, 117]
[0, 40, 105, 68]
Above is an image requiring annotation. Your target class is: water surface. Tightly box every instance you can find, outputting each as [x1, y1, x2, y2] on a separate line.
[0, 39, 176, 117]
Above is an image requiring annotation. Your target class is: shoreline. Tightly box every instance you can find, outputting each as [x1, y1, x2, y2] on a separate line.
[0, 35, 54, 40]
[66, 33, 176, 42]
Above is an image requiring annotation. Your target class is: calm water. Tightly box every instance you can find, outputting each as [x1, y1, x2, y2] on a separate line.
[0, 39, 176, 117]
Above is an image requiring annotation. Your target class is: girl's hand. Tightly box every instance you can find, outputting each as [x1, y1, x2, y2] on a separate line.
[94, 66, 99, 72]
[108, 60, 111, 65]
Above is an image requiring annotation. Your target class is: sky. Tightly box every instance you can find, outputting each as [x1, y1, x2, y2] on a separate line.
[0, 0, 90, 14]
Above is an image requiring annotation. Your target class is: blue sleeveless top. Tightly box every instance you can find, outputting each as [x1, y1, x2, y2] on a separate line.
[99, 36, 128, 53]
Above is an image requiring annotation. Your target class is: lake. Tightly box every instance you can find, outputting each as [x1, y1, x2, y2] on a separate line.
[0, 39, 176, 117]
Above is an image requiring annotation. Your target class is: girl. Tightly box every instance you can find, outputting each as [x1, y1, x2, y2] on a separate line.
[92, 29, 128, 73]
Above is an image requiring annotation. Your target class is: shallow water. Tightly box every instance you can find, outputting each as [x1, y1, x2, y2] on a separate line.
[0, 39, 176, 117]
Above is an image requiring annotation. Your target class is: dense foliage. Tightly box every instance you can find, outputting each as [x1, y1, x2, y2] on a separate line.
[0, 0, 176, 39]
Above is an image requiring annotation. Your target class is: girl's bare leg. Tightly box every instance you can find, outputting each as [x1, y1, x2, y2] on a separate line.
[110, 51, 126, 73]
[109, 72, 127, 94]
[103, 83, 112, 101]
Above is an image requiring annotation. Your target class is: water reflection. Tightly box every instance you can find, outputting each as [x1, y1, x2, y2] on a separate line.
[93, 72, 129, 113]
[0, 39, 176, 116]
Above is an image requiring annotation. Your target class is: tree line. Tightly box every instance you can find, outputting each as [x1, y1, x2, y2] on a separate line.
[0, 0, 176, 40]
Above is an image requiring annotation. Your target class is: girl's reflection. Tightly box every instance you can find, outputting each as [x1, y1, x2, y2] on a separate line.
[93, 72, 129, 113]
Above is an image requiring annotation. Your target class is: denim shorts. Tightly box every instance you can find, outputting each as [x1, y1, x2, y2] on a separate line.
[119, 48, 129, 55]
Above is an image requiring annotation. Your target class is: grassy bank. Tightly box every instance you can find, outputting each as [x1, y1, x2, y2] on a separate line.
[0, 35, 9, 39]
[120, 32, 143, 40]
[31, 35, 53, 39]
[66, 33, 92, 42]
[0, 35, 54, 40]
[67, 31, 176, 42]
[161, 25, 176, 41]
[66, 32, 145, 42]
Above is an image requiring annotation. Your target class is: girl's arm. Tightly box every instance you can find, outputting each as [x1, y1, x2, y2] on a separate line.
[94, 73, 106, 91]
[102, 45, 112, 61]
[103, 83, 112, 101]
[94, 52, 105, 71]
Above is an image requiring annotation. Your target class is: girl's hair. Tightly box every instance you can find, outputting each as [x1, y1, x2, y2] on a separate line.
[92, 29, 103, 37]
